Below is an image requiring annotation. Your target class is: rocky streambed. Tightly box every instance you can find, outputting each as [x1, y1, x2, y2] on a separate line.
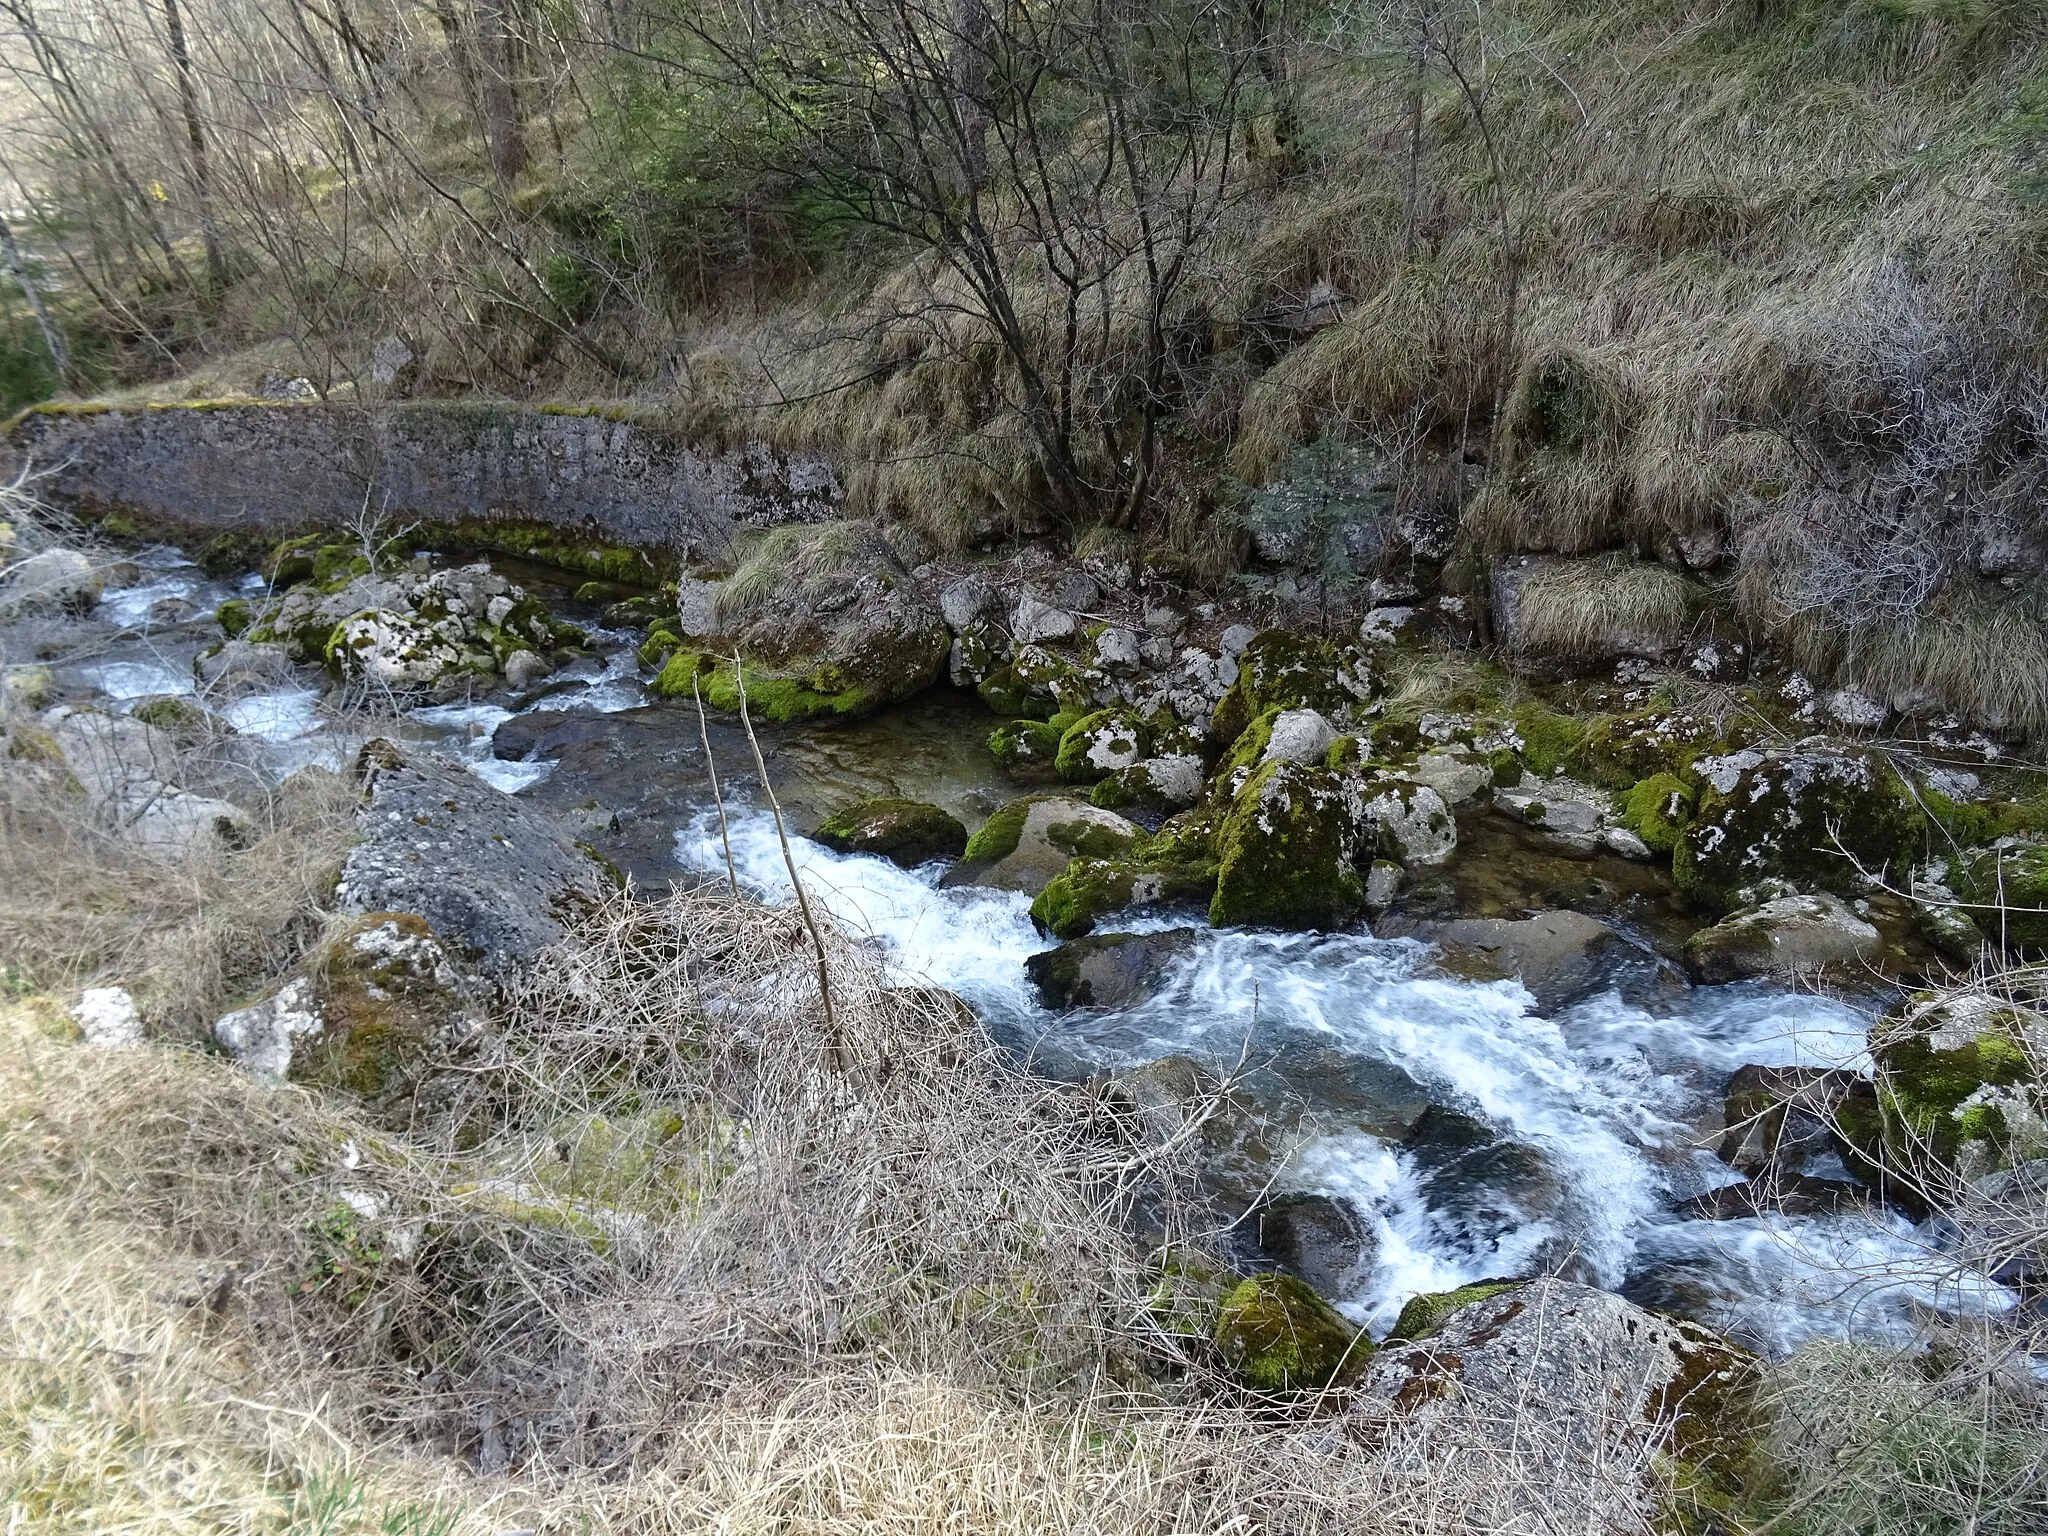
[3, 526, 2041, 1369]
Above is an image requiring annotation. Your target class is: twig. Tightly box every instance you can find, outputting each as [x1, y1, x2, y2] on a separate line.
[693, 672, 739, 899]
[732, 652, 843, 1070]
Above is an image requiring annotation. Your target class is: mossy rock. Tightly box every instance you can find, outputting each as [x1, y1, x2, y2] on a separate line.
[1673, 747, 1921, 913]
[989, 717, 1064, 772]
[1029, 854, 1216, 939]
[651, 648, 902, 722]
[1386, 1279, 1524, 1343]
[311, 543, 374, 589]
[1212, 630, 1374, 747]
[637, 626, 682, 669]
[1575, 710, 1725, 790]
[1213, 1273, 1367, 1392]
[814, 797, 967, 867]
[977, 644, 1092, 720]
[1949, 844, 2048, 953]
[1620, 772, 1695, 856]
[1209, 761, 1367, 931]
[1510, 704, 1588, 777]
[130, 695, 213, 739]
[266, 532, 325, 588]
[1219, 705, 1284, 777]
[1089, 754, 1206, 816]
[951, 795, 1149, 896]
[216, 597, 255, 638]
[1845, 998, 2041, 1186]
[1054, 708, 1152, 784]
[290, 913, 465, 1102]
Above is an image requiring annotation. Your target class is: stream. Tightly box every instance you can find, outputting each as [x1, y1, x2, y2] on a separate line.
[45, 544, 2026, 1359]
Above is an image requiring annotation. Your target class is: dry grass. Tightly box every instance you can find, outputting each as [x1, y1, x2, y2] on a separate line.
[1504, 552, 1706, 659]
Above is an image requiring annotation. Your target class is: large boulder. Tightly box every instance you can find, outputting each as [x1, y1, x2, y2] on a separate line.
[942, 795, 1146, 897]
[1089, 753, 1206, 816]
[338, 745, 608, 974]
[1209, 761, 1367, 930]
[1948, 843, 2048, 952]
[1353, 1279, 1753, 1529]
[1839, 989, 2045, 1192]
[1683, 893, 1880, 982]
[1054, 708, 1152, 784]
[651, 534, 948, 721]
[1359, 774, 1458, 867]
[812, 796, 967, 867]
[1211, 629, 1375, 748]
[1409, 910, 1641, 1011]
[0, 547, 103, 614]
[1675, 746, 1920, 913]
[43, 707, 254, 856]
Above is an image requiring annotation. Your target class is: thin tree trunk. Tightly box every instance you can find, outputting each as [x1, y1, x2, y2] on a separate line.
[1402, 10, 1429, 257]
[0, 213, 68, 382]
[162, 0, 226, 295]
[475, 0, 528, 184]
[951, 0, 992, 196]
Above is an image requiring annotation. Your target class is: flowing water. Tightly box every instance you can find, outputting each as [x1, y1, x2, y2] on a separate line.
[49, 547, 2023, 1359]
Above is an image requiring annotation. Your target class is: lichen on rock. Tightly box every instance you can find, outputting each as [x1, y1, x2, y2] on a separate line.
[1054, 707, 1152, 784]
[1211, 629, 1375, 748]
[1209, 761, 1367, 930]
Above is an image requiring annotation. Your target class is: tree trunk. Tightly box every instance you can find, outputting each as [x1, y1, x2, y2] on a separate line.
[475, 0, 528, 184]
[162, 0, 227, 295]
[951, 0, 992, 197]
[0, 214, 69, 383]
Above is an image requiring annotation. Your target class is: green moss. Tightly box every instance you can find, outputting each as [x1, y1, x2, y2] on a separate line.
[978, 644, 1090, 720]
[1029, 854, 1213, 939]
[650, 649, 888, 721]
[1621, 772, 1695, 856]
[1575, 710, 1724, 790]
[1054, 708, 1151, 784]
[266, 532, 324, 588]
[963, 799, 1037, 863]
[216, 597, 254, 637]
[1209, 761, 1365, 930]
[131, 696, 211, 738]
[1212, 1273, 1367, 1392]
[1386, 1279, 1523, 1342]
[1212, 630, 1373, 747]
[637, 626, 682, 668]
[1219, 706, 1283, 777]
[311, 543, 371, 588]
[433, 516, 672, 585]
[1674, 749, 1921, 913]
[1949, 844, 2048, 952]
[1511, 704, 1588, 777]
[814, 797, 967, 866]
[1488, 747, 1524, 787]
[988, 718, 1063, 771]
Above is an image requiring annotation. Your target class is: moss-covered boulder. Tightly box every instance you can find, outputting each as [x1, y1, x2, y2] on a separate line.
[1211, 630, 1376, 748]
[1213, 1273, 1367, 1392]
[944, 795, 1147, 897]
[1359, 773, 1458, 867]
[1673, 747, 1921, 913]
[1840, 992, 2044, 1189]
[1386, 1279, 1524, 1342]
[813, 797, 967, 867]
[977, 643, 1095, 720]
[1090, 754, 1206, 816]
[216, 596, 254, 637]
[648, 532, 948, 721]
[1682, 893, 1880, 983]
[1054, 708, 1153, 784]
[1620, 772, 1694, 856]
[1574, 709, 1726, 791]
[1210, 762, 1368, 930]
[1029, 854, 1217, 939]
[215, 912, 475, 1109]
[988, 718, 1064, 773]
[1948, 843, 2048, 953]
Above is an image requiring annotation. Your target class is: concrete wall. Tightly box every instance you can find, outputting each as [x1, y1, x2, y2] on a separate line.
[8, 401, 840, 558]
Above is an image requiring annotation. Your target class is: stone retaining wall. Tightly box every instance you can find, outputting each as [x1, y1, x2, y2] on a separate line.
[6, 401, 839, 558]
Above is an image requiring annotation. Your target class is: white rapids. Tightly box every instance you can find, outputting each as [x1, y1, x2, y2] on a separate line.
[676, 807, 2018, 1357]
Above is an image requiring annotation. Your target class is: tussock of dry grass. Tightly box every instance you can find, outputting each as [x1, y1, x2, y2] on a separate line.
[1505, 552, 1705, 659]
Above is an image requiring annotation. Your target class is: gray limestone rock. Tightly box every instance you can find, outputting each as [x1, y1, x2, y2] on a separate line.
[1683, 893, 1880, 983]
[337, 745, 607, 974]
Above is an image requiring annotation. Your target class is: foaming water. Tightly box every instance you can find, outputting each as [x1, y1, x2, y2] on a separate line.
[674, 806, 2012, 1353]
[411, 700, 556, 793]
